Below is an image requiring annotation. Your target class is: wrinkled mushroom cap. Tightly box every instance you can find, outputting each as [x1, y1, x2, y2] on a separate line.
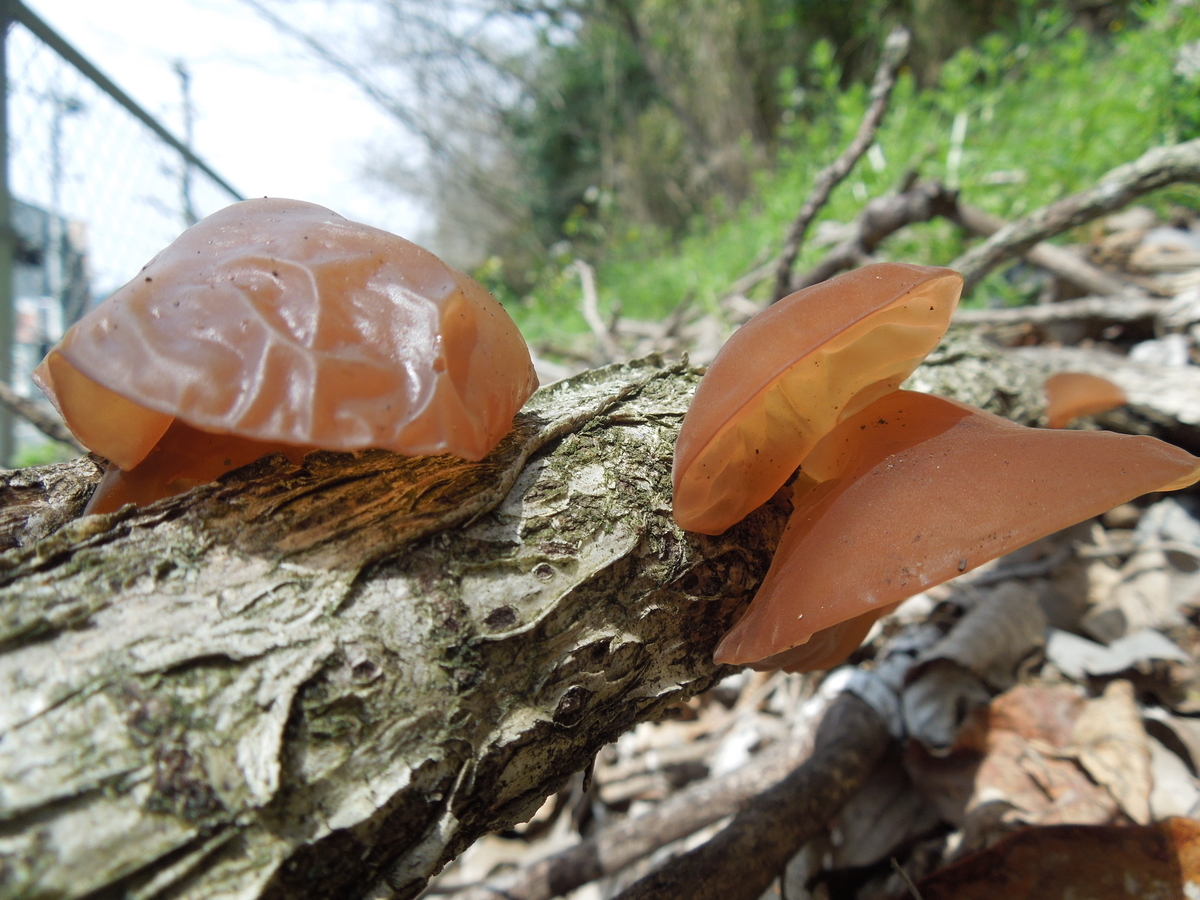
[35, 198, 538, 470]
[672, 263, 962, 535]
[715, 390, 1200, 671]
[1044, 372, 1127, 429]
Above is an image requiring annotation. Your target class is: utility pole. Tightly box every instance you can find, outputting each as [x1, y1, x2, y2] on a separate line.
[0, 0, 14, 467]
[46, 89, 82, 308]
[174, 59, 197, 227]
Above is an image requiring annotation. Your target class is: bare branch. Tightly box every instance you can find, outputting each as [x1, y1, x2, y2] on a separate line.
[449, 689, 834, 900]
[952, 200, 1147, 298]
[575, 259, 621, 361]
[771, 26, 911, 302]
[0, 381, 85, 453]
[952, 138, 1200, 295]
[795, 178, 958, 289]
[953, 294, 1168, 328]
[611, 693, 891, 900]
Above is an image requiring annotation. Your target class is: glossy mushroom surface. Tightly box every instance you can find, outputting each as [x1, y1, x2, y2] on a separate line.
[1044, 372, 1127, 428]
[714, 390, 1200, 671]
[672, 263, 962, 535]
[35, 198, 538, 511]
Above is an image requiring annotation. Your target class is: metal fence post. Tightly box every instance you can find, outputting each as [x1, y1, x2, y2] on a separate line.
[0, 0, 14, 468]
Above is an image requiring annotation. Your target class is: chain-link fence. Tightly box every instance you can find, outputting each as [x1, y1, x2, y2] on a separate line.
[2, 1, 242, 465]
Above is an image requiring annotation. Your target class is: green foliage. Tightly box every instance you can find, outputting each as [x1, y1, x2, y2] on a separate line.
[503, 17, 656, 249]
[14, 440, 77, 468]
[495, 0, 1200, 337]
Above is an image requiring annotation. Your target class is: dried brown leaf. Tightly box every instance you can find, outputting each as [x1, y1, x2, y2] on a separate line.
[912, 818, 1200, 900]
[1069, 679, 1153, 825]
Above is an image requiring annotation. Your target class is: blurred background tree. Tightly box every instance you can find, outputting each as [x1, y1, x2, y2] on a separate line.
[246, 0, 1177, 297]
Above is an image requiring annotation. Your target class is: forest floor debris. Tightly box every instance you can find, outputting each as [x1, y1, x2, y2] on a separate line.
[433, 195, 1200, 900]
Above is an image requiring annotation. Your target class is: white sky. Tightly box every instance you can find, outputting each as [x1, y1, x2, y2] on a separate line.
[23, 0, 424, 270]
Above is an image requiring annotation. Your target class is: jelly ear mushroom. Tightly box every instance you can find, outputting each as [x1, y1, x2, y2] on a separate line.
[672, 263, 962, 535]
[35, 198, 538, 514]
[1044, 372, 1127, 429]
[714, 390, 1200, 672]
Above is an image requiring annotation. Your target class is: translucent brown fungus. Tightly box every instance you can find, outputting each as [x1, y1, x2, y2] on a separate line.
[672, 263, 962, 535]
[713, 390, 1200, 671]
[1044, 372, 1128, 428]
[35, 198, 538, 513]
[81, 419, 309, 515]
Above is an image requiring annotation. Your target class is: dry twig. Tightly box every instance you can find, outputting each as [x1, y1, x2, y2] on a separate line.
[0, 381, 84, 453]
[447, 694, 829, 900]
[795, 177, 958, 289]
[610, 694, 891, 900]
[952, 294, 1169, 328]
[575, 258, 622, 361]
[952, 138, 1200, 294]
[952, 201, 1145, 299]
[771, 26, 911, 302]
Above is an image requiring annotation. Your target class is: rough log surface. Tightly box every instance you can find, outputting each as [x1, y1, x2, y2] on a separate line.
[0, 358, 791, 900]
[0, 341, 1132, 900]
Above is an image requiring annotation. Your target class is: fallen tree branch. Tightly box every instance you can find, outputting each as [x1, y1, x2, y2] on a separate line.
[575, 259, 621, 362]
[952, 138, 1200, 295]
[952, 201, 1146, 299]
[771, 26, 911, 302]
[795, 177, 959, 289]
[447, 684, 834, 900]
[0, 358, 788, 900]
[953, 294, 1169, 328]
[0, 380, 85, 452]
[610, 693, 891, 900]
[0, 452, 104, 551]
[9, 335, 1196, 900]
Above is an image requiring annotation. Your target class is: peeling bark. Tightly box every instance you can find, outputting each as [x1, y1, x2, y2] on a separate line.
[0, 357, 787, 900]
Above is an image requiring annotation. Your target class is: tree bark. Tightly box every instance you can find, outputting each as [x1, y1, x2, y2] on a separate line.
[0, 357, 788, 900]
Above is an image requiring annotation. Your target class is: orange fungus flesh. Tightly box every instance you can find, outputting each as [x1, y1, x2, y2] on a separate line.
[34, 198, 538, 510]
[713, 390, 1200, 671]
[672, 263, 962, 535]
[85, 419, 309, 515]
[1044, 372, 1127, 429]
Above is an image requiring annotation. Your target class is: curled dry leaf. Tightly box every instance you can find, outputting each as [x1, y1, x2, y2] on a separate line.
[911, 580, 1047, 692]
[1069, 679, 1153, 825]
[1046, 628, 1190, 681]
[905, 684, 1118, 851]
[826, 753, 943, 870]
[914, 818, 1200, 900]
